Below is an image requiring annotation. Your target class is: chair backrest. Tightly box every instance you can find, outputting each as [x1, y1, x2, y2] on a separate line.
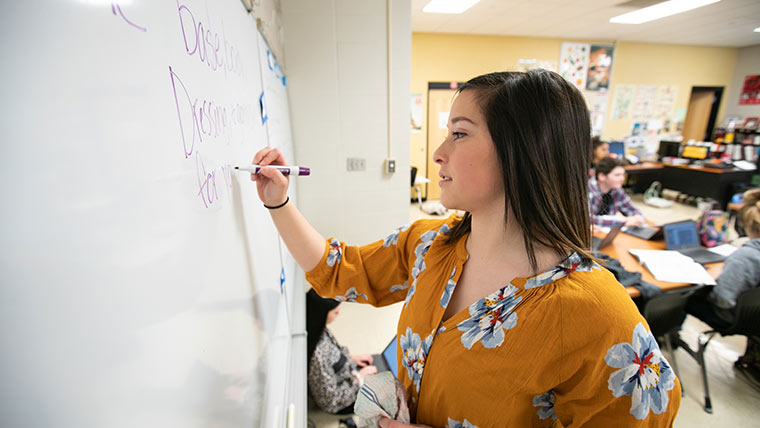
[722, 287, 760, 339]
[411, 166, 418, 187]
[643, 286, 704, 338]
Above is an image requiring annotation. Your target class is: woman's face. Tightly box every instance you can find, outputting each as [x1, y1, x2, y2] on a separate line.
[594, 142, 609, 162]
[432, 90, 503, 212]
[326, 305, 341, 324]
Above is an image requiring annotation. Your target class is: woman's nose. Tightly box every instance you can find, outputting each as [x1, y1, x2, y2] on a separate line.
[433, 140, 447, 165]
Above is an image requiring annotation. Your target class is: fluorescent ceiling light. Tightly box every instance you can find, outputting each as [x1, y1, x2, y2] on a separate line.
[423, 0, 480, 14]
[609, 0, 720, 24]
[754, 27, 760, 32]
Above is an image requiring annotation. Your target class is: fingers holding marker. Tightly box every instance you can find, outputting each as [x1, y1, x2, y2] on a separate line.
[258, 147, 285, 167]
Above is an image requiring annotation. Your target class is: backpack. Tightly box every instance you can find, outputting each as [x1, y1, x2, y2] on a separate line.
[696, 210, 730, 247]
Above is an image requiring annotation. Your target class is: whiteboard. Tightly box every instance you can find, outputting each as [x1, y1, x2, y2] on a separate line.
[0, 1, 297, 427]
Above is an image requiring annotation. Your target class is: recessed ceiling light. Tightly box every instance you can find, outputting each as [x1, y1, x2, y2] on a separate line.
[610, 0, 721, 24]
[423, 0, 480, 14]
[754, 27, 760, 32]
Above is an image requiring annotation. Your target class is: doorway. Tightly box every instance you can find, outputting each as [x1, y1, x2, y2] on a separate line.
[682, 86, 723, 142]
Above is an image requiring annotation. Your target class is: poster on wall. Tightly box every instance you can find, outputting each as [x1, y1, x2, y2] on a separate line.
[632, 85, 657, 120]
[586, 44, 614, 92]
[558, 42, 589, 90]
[585, 90, 609, 136]
[610, 84, 636, 120]
[653, 85, 677, 120]
[739, 74, 760, 105]
[411, 94, 422, 133]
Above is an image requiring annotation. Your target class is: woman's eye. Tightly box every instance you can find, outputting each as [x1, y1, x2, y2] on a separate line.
[452, 132, 466, 140]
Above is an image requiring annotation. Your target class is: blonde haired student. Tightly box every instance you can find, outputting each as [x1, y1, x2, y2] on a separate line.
[685, 188, 760, 386]
[251, 70, 680, 427]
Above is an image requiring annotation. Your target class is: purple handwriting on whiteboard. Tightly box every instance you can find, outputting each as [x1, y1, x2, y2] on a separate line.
[177, 0, 241, 75]
[169, 66, 253, 159]
[195, 152, 218, 208]
[112, 2, 147, 32]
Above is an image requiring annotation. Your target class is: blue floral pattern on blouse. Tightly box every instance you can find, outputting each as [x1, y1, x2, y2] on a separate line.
[440, 266, 457, 308]
[400, 327, 433, 393]
[532, 390, 557, 421]
[605, 322, 676, 420]
[445, 418, 479, 428]
[334, 287, 367, 303]
[383, 224, 410, 247]
[457, 284, 522, 349]
[326, 239, 342, 267]
[405, 224, 451, 309]
[524, 253, 599, 289]
[390, 281, 409, 294]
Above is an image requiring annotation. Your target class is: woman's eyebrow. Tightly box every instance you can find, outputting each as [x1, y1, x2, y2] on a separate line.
[450, 116, 476, 125]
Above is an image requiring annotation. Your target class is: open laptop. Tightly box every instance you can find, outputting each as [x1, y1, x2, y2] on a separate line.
[622, 224, 662, 240]
[591, 223, 624, 251]
[371, 336, 398, 378]
[663, 220, 725, 265]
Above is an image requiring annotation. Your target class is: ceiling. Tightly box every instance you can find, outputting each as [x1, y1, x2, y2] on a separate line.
[411, 0, 760, 47]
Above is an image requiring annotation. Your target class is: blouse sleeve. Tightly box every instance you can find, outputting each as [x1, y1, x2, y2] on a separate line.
[307, 331, 360, 414]
[305, 219, 445, 307]
[552, 277, 681, 426]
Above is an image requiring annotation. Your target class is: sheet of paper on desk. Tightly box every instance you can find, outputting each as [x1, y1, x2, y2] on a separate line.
[628, 249, 717, 285]
[708, 243, 738, 257]
[733, 160, 756, 171]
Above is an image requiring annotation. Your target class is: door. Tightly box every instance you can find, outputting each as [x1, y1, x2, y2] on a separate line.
[682, 87, 723, 142]
[425, 88, 457, 201]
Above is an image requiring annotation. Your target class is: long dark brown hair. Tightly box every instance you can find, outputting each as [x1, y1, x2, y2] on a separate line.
[446, 70, 594, 272]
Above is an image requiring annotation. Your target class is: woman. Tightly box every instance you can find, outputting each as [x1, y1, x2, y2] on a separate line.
[591, 136, 609, 170]
[685, 188, 760, 386]
[252, 70, 680, 426]
[306, 289, 377, 414]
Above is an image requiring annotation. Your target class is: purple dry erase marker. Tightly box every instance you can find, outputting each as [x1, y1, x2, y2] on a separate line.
[234, 165, 310, 176]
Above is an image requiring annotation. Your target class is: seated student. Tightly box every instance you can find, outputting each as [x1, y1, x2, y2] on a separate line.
[684, 188, 760, 385]
[590, 135, 609, 171]
[588, 157, 646, 228]
[306, 289, 377, 414]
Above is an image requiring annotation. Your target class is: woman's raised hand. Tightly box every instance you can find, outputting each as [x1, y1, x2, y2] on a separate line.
[250, 147, 289, 207]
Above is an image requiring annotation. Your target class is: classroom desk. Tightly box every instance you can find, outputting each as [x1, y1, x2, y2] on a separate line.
[597, 230, 723, 298]
[660, 164, 755, 209]
[624, 162, 664, 194]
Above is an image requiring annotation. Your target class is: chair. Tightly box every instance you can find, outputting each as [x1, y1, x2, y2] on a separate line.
[641, 285, 704, 393]
[410, 166, 430, 206]
[675, 287, 760, 413]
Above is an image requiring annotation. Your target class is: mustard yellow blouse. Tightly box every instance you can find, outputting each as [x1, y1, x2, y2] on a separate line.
[306, 215, 680, 427]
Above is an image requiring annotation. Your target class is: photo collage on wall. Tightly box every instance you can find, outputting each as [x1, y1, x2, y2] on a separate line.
[559, 42, 615, 136]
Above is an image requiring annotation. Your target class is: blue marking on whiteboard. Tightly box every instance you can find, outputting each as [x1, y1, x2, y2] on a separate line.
[266, 49, 287, 87]
[259, 92, 268, 124]
[280, 268, 286, 294]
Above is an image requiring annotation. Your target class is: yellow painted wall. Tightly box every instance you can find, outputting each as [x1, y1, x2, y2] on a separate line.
[411, 32, 739, 182]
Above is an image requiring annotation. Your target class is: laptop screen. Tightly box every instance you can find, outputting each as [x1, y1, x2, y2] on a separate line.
[664, 221, 699, 250]
[382, 337, 398, 377]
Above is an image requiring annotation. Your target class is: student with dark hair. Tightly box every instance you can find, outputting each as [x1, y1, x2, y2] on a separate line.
[683, 188, 760, 386]
[250, 70, 680, 426]
[588, 156, 646, 228]
[591, 135, 609, 170]
[306, 289, 377, 414]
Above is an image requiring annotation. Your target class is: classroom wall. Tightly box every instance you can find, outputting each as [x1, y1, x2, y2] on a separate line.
[281, 0, 411, 245]
[411, 33, 739, 181]
[723, 44, 760, 120]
